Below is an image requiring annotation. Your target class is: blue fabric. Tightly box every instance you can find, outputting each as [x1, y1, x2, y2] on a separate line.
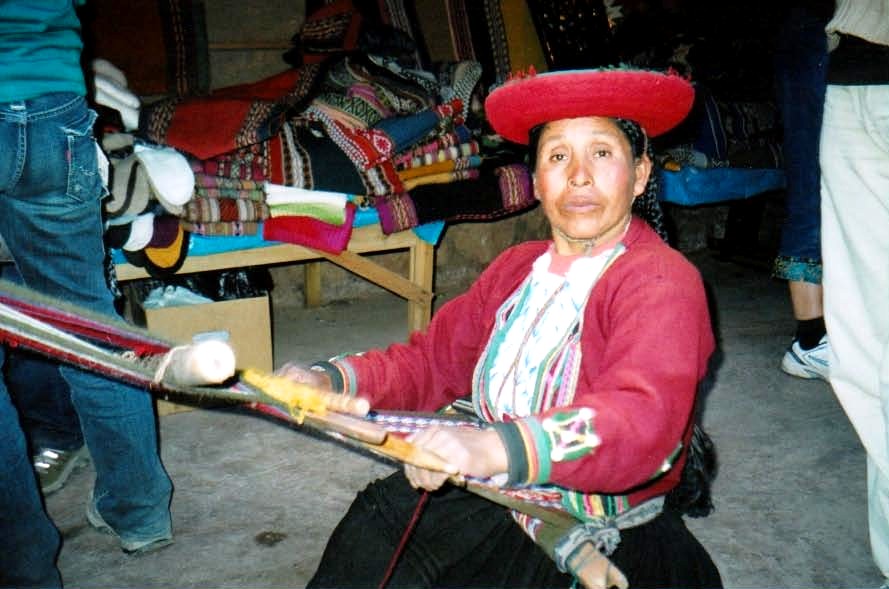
[372, 108, 439, 153]
[9, 353, 83, 450]
[0, 0, 86, 102]
[772, 5, 829, 278]
[0, 377, 60, 588]
[0, 93, 172, 587]
[657, 166, 786, 206]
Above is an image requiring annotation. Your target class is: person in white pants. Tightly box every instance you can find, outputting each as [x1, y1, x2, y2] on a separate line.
[819, 0, 889, 583]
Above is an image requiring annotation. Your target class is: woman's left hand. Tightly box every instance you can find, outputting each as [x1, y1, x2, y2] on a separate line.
[404, 426, 508, 491]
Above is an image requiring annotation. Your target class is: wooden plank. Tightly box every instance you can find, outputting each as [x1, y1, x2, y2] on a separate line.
[408, 239, 435, 332]
[315, 249, 432, 305]
[304, 262, 322, 308]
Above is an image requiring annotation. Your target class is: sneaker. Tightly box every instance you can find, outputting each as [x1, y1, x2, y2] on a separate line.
[33, 445, 90, 495]
[86, 493, 173, 555]
[781, 335, 830, 381]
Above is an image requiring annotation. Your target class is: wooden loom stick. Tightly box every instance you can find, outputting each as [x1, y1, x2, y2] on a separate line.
[241, 369, 370, 416]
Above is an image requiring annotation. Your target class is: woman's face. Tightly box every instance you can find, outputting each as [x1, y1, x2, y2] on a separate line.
[533, 116, 652, 255]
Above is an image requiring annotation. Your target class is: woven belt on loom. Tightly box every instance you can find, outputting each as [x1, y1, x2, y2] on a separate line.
[553, 495, 664, 572]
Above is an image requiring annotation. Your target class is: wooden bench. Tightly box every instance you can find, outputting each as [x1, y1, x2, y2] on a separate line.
[115, 223, 436, 335]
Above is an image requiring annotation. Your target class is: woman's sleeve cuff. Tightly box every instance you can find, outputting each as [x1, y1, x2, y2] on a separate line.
[309, 360, 345, 393]
[492, 421, 530, 485]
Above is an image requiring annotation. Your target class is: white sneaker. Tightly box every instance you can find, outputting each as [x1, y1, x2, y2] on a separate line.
[33, 445, 90, 495]
[781, 335, 829, 381]
[86, 492, 173, 555]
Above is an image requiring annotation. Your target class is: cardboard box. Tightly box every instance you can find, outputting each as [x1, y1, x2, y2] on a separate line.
[141, 296, 273, 415]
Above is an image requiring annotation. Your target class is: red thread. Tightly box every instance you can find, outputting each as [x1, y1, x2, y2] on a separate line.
[378, 490, 430, 589]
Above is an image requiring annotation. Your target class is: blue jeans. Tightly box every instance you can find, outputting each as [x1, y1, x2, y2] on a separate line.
[8, 350, 84, 451]
[772, 6, 829, 283]
[2, 264, 84, 453]
[0, 93, 172, 588]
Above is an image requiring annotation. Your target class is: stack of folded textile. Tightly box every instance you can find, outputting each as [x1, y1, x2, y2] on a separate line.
[116, 2, 538, 257]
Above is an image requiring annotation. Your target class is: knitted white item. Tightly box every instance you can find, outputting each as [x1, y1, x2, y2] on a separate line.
[102, 132, 135, 153]
[92, 58, 129, 89]
[123, 213, 155, 252]
[93, 75, 140, 131]
[106, 155, 151, 218]
[134, 144, 195, 214]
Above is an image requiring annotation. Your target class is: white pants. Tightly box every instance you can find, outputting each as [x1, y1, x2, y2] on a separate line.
[820, 83, 889, 579]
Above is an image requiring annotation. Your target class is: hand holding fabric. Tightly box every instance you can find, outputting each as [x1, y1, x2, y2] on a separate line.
[274, 362, 333, 391]
[404, 426, 507, 491]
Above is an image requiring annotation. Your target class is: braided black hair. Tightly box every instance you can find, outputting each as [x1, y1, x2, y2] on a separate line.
[613, 118, 669, 242]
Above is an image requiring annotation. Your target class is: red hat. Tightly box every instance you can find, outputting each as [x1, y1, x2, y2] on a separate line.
[484, 68, 695, 144]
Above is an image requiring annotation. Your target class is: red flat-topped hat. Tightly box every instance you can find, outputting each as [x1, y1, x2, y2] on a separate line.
[484, 67, 695, 144]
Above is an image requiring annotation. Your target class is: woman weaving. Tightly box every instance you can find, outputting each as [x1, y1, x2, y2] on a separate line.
[281, 67, 723, 588]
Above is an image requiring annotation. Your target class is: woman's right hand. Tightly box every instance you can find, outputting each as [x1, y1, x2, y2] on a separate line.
[274, 362, 333, 391]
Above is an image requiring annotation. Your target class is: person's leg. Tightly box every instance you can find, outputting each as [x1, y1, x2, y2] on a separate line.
[780, 280, 829, 379]
[0, 94, 172, 551]
[308, 472, 574, 589]
[772, 5, 829, 379]
[2, 262, 87, 493]
[821, 84, 889, 580]
[0, 95, 64, 589]
[0, 348, 63, 589]
[787, 280, 823, 322]
[6, 350, 83, 452]
[309, 471, 721, 589]
[8, 350, 90, 495]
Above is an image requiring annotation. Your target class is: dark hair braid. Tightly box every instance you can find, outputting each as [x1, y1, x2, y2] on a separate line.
[613, 118, 669, 242]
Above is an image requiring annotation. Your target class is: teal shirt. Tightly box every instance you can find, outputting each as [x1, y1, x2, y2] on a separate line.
[0, 0, 87, 102]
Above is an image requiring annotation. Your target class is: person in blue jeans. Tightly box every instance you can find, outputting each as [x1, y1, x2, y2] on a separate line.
[771, 0, 833, 381]
[0, 2, 174, 588]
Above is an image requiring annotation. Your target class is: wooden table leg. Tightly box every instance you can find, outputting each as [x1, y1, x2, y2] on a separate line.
[408, 238, 435, 333]
[304, 261, 321, 308]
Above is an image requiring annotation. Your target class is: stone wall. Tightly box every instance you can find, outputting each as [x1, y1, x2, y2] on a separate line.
[203, 1, 304, 90]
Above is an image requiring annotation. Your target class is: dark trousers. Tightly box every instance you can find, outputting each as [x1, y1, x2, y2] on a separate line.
[308, 471, 723, 589]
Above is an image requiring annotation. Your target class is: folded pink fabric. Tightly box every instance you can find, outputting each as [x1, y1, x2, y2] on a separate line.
[262, 202, 356, 254]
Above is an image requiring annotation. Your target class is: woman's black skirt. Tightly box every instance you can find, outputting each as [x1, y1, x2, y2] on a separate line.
[307, 471, 722, 589]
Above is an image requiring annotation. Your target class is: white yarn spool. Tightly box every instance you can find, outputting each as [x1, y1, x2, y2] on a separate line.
[159, 339, 236, 386]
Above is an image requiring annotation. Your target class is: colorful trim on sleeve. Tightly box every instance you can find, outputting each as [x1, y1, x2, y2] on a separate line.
[494, 408, 603, 487]
[309, 360, 344, 392]
[329, 357, 358, 397]
[492, 417, 552, 485]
